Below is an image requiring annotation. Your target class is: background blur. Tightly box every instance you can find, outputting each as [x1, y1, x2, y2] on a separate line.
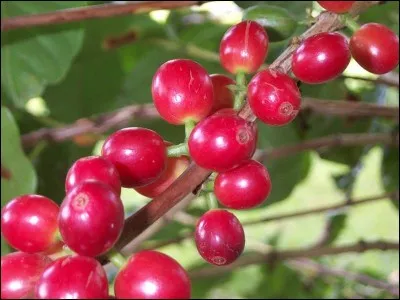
[1, 1, 399, 298]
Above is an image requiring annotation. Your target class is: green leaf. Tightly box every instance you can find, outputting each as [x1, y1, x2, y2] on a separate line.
[381, 146, 399, 209]
[1, 1, 86, 107]
[322, 210, 348, 245]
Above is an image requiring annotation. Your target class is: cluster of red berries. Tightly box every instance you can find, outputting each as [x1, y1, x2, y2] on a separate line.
[1, 2, 399, 299]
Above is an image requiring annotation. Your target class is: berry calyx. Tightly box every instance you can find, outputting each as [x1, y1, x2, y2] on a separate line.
[317, 1, 355, 13]
[195, 209, 245, 266]
[34, 255, 108, 299]
[65, 155, 121, 195]
[1, 194, 59, 253]
[215, 160, 272, 209]
[292, 32, 351, 84]
[188, 109, 257, 172]
[1, 252, 52, 299]
[209, 74, 236, 114]
[101, 127, 167, 188]
[247, 69, 301, 126]
[220, 20, 269, 74]
[58, 181, 124, 257]
[350, 23, 399, 75]
[151, 59, 214, 125]
[114, 250, 191, 299]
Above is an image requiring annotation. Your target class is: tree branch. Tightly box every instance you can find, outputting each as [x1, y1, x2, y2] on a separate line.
[1, 1, 205, 31]
[343, 74, 399, 88]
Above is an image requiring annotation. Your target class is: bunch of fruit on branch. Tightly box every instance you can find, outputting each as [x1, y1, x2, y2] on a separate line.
[1, 1, 399, 299]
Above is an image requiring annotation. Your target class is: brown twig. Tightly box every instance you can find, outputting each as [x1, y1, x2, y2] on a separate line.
[1, 1, 204, 31]
[343, 74, 400, 88]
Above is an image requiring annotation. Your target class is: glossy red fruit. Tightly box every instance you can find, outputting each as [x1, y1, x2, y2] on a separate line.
[350, 23, 399, 75]
[317, 1, 355, 13]
[292, 32, 351, 84]
[248, 69, 301, 126]
[1, 252, 52, 299]
[195, 209, 245, 266]
[1, 194, 59, 253]
[135, 155, 190, 198]
[59, 181, 124, 257]
[114, 250, 191, 299]
[65, 155, 121, 195]
[35, 255, 108, 299]
[102, 127, 167, 188]
[188, 109, 257, 172]
[151, 59, 214, 125]
[209, 74, 235, 114]
[220, 20, 269, 74]
[215, 160, 272, 209]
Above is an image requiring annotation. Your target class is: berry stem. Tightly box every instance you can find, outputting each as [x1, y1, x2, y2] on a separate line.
[167, 143, 188, 157]
[205, 192, 219, 210]
[342, 15, 360, 32]
[107, 248, 127, 269]
[185, 120, 196, 140]
[203, 180, 215, 193]
[234, 72, 247, 110]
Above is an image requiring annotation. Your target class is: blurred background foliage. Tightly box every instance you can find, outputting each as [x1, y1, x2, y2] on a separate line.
[1, 1, 399, 298]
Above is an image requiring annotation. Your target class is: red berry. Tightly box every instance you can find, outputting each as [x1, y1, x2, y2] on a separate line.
[1, 252, 52, 299]
[1, 194, 59, 253]
[215, 160, 272, 209]
[102, 127, 167, 188]
[292, 32, 351, 84]
[114, 250, 191, 299]
[34, 255, 108, 299]
[317, 1, 355, 13]
[248, 69, 301, 126]
[65, 155, 121, 195]
[220, 20, 269, 74]
[350, 23, 399, 75]
[195, 209, 245, 266]
[188, 109, 257, 172]
[59, 181, 124, 257]
[151, 59, 214, 125]
[209, 74, 235, 114]
[135, 155, 190, 198]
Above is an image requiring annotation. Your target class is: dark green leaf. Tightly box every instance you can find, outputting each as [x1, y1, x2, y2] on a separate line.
[322, 210, 348, 245]
[381, 146, 399, 209]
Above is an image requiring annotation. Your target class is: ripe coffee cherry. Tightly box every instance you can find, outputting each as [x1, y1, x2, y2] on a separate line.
[248, 69, 301, 126]
[65, 155, 121, 195]
[135, 155, 190, 198]
[35, 255, 108, 299]
[350, 23, 399, 75]
[317, 1, 355, 13]
[195, 209, 245, 266]
[220, 20, 269, 74]
[1, 194, 59, 253]
[188, 109, 257, 172]
[114, 250, 191, 299]
[292, 32, 351, 84]
[1, 252, 52, 299]
[102, 127, 167, 187]
[209, 74, 235, 114]
[59, 181, 124, 257]
[215, 160, 272, 209]
[151, 59, 214, 125]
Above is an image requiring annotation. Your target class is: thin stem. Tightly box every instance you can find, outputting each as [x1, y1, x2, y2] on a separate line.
[167, 143, 188, 157]
[234, 72, 247, 110]
[185, 120, 196, 140]
[343, 15, 361, 32]
[205, 192, 219, 210]
[107, 248, 127, 269]
[203, 180, 215, 193]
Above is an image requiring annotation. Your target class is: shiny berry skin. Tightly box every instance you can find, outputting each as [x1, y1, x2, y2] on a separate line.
[317, 1, 355, 13]
[350, 23, 399, 75]
[220, 20, 269, 74]
[135, 155, 190, 198]
[248, 69, 301, 126]
[102, 127, 167, 188]
[1, 252, 52, 299]
[65, 155, 121, 195]
[215, 160, 272, 209]
[1, 194, 59, 253]
[195, 209, 245, 266]
[114, 250, 191, 299]
[188, 109, 257, 172]
[151, 59, 214, 125]
[209, 74, 235, 114]
[292, 32, 351, 84]
[58, 181, 124, 257]
[34, 255, 108, 299]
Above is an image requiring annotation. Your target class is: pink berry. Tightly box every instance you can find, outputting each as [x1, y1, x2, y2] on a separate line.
[317, 1, 355, 13]
[1, 194, 59, 253]
[209, 74, 235, 114]
[292, 32, 351, 84]
[114, 250, 191, 299]
[58, 181, 124, 257]
[151, 59, 214, 125]
[101, 127, 167, 188]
